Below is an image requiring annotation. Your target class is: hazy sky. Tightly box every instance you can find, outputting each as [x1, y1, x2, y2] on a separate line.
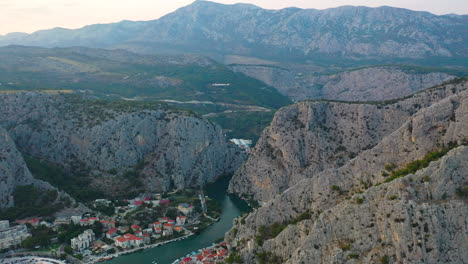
[1, 0, 467, 35]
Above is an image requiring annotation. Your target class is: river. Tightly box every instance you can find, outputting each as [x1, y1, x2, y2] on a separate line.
[101, 177, 250, 264]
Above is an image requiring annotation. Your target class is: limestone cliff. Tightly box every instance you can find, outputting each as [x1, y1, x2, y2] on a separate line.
[0, 92, 245, 196]
[229, 79, 467, 202]
[0, 127, 34, 208]
[230, 65, 456, 101]
[226, 79, 468, 263]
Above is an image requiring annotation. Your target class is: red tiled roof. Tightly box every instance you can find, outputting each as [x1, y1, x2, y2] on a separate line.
[116, 237, 126, 243]
[153, 222, 161, 225]
[134, 201, 143, 205]
[107, 228, 118, 234]
[155, 227, 162, 230]
[131, 225, 141, 229]
[203, 250, 211, 255]
[163, 223, 173, 227]
[196, 255, 204, 260]
[80, 219, 89, 222]
[124, 234, 142, 241]
[89, 217, 98, 220]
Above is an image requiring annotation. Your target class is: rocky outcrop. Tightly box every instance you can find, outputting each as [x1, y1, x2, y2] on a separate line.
[0, 127, 34, 208]
[229, 79, 467, 201]
[0, 92, 245, 195]
[230, 65, 456, 101]
[226, 79, 468, 263]
[0, 126, 83, 212]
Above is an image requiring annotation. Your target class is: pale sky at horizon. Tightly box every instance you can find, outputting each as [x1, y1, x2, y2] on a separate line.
[1, 0, 467, 35]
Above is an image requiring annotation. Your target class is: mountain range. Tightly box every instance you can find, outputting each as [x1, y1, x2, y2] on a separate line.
[0, 1, 467, 67]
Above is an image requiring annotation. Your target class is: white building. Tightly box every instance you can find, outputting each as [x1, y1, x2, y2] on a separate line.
[176, 216, 187, 226]
[71, 229, 95, 252]
[71, 216, 82, 224]
[0, 221, 31, 250]
[0, 221, 9, 229]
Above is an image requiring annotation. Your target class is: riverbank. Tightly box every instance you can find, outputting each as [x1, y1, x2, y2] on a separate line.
[100, 177, 251, 264]
[87, 233, 194, 264]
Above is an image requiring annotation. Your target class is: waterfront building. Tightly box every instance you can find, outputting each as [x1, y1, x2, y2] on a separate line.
[71, 229, 95, 252]
[0, 221, 31, 250]
[177, 203, 193, 215]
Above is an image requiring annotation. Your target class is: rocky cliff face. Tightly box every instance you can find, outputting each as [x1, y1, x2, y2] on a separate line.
[0, 126, 83, 211]
[226, 79, 468, 263]
[230, 65, 456, 101]
[0, 92, 245, 196]
[0, 127, 34, 208]
[229, 79, 467, 202]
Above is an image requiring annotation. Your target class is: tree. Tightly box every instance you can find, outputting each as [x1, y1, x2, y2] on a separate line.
[64, 245, 73, 254]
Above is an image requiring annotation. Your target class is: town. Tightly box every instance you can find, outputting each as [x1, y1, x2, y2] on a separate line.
[0, 189, 222, 263]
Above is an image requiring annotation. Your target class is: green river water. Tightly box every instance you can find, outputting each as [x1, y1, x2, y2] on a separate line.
[101, 177, 250, 264]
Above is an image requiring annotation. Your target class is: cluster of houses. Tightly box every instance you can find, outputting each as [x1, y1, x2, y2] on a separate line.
[108, 215, 189, 250]
[0, 220, 31, 250]
[177, 242, 229, 264]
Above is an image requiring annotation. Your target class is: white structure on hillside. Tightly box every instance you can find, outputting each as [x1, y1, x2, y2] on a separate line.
[0, 220, 31, 250]
[71, 229, 95, 252]
[230, 139, 253, 151]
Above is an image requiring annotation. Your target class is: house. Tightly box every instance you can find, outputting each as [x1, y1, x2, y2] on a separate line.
[118, 225, 130, 233]
[15, 218, 40, 227]
[173, 226, 183, 233]
[106, 228, 118, 239]
[168, 219, 175, 225]
[79, 219, 92, 226]
[176, 216, 187, 225]
[71, 230, 95, 252]
[177, 203, 193, 215]
[159, 217, 169, 223]
[0, 222, 31, 250]
[134, 201, 143, 206]
[124, 234, 142, 247]
[153, 221, 161, 228]
[163, 223, 173, 230]
[115, 236, 129, 249]
[154, 227, 162, 234]
[131, 225, 141, 231]
[0, 221, 9, 229]
[89, 217, 98, 224]
[100, 220, 117, 229]
[143, 228, 153, 234]
[54, 217, 70, 226]
[142, 233, 151, 244]
[135, 230, 143, 237]
[162, 229, 173, 237]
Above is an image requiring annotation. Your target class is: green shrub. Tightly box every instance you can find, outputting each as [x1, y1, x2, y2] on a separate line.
[331, 185, 341, 191]
[381, 255, 389, 264]
[389, 195, 398, 200]
[356, 197, 364, 204]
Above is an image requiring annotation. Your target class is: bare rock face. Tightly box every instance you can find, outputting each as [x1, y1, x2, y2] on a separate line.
[0, 126, 82, 211]
[226, 79, 468, 263]
[229, 79, 467, 202]
[0, 127, 34, 208]
[230, 65, 456, 101]
[0, 93, 245, 194]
